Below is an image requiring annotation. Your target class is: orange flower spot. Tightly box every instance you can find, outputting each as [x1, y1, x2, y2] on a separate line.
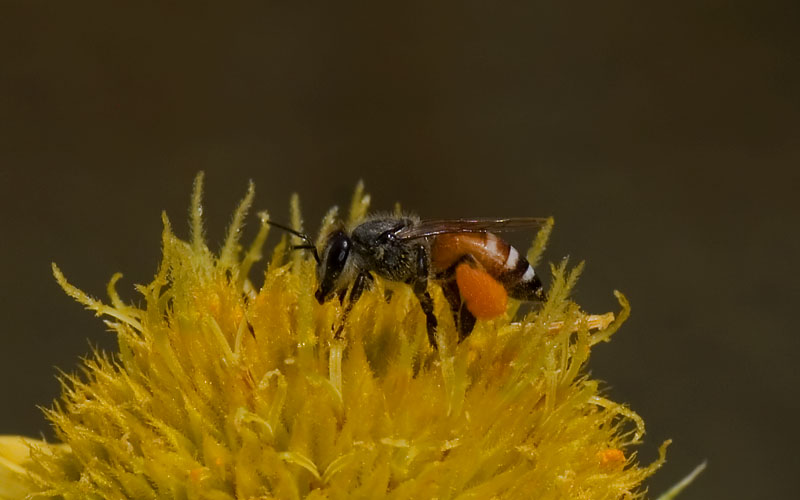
[195, 289, 222, 318]
[597, 448, 626, 468]
[455, 263, 508, 319]
[189, 467, 205, 482]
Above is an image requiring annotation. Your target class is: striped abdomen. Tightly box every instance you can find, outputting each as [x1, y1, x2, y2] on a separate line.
[430, 233, 544, 301]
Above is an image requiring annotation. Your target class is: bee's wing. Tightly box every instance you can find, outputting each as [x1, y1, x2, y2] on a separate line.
[394, 217, 549, 240]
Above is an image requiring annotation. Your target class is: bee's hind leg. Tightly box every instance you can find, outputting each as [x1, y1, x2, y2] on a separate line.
[409, 245, 439, 348]
[440, 276, 476, 342]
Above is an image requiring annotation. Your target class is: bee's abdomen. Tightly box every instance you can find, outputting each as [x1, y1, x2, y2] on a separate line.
[431, 233, 544, 301]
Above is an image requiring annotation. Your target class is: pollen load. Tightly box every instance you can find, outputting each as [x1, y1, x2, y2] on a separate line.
[455, 263, 508, 319]
[431, 232, 544, 304]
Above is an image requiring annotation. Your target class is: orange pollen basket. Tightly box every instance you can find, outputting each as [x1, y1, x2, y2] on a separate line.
[455, 262, 508, 319]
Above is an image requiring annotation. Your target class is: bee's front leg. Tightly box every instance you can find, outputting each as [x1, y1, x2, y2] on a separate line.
[409, 244, 438, 348]
[334, 272, 372, 340]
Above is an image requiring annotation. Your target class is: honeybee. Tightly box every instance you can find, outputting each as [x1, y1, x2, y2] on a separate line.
[269, 215, 547, 347]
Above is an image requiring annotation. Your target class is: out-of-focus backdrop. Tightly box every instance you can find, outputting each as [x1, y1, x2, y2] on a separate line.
[1, 2, 797, 498]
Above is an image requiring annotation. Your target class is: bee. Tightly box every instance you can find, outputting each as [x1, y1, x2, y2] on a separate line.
[269, 215, 547, 347]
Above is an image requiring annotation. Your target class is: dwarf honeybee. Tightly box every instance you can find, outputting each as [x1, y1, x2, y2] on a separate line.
[269, 215, 546, 347]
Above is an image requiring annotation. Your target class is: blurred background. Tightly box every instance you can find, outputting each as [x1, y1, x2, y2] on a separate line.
[1, 2, 797, 498]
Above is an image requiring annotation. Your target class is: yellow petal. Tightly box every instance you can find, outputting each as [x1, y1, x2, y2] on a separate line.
[0, 436, 42, 499]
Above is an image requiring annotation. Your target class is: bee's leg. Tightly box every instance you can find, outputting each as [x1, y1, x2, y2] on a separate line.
[416, 289, 438, 348]
[410, 245, 438, 348]
[441, 276, 477, 342]
[437, 254, 480, 341]
[334, 272, 372, 339]
[337, 287, 348, 305]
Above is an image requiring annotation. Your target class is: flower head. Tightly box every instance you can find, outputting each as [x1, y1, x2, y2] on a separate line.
[1, 175, 668, 499]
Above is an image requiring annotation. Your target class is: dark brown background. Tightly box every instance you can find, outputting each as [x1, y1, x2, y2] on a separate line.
[1, 2, 797, 498]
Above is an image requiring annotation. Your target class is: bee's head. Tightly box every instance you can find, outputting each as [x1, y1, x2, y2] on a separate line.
[266, 220, 354, 305]
[315, 230, 353, 304]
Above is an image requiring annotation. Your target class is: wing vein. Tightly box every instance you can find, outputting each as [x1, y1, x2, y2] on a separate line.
[394, 217, 548, 240]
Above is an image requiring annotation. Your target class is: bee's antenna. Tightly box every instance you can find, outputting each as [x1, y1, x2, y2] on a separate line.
[266, 220, 320, 264]
[291, 244, 320, 264]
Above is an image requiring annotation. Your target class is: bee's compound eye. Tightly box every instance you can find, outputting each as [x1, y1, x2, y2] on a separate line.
[326, 232, 351, 274]
[316, 232, 351, 304]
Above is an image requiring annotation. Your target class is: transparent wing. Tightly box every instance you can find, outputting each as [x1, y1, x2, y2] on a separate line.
[394, 217, 548, 240]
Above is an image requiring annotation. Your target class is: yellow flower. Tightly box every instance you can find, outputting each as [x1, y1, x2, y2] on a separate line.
[1, 174, 672, 499]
